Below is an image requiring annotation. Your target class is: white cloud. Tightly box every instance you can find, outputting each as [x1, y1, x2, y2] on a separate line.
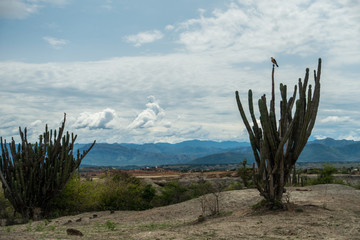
[174, 1, 360, 65]
[73, 108, 116, 129]
[1, 1, 360, 143]
[320, 116, 352, 124]
[1, 51, 359, 143]
[124, 30, 164, 47]
[165, 25, 174, 31]
[43, 36, 68, 49]
[29, 119, 42, 127]
[0, 0, 69, 19]
[101, 0, 113, 10]
[31, 0, 68, 5]
[128, 96, 166, 129]
[0, 0, 39, 19]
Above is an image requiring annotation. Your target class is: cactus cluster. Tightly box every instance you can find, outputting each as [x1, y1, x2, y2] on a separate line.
[0, 114, 95, 219]
[235, 59, 321, 205]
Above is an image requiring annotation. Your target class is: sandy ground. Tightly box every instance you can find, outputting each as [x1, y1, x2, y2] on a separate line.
[0, 184, 359, 240]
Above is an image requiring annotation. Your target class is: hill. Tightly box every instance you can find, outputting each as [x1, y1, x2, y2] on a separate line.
[76, 143, 192, 166]
[188, 151, 254, 165]
[2, 138, 358, 167]
[188, 138, 360, 165]
[1, 184, 359, 239]
[76, 138, 360, 167]
[76, 140, 249, 167]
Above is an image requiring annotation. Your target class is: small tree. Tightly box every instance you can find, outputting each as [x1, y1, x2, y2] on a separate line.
[235, 58, 321, 208]
[0, 114, 95, 219]
[237, 158, 253, 188]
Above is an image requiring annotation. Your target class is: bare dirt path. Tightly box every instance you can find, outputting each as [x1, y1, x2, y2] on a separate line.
[1, 184, 359, 240]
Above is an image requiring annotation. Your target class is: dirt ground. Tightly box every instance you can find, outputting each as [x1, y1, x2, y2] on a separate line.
[0, 184, 359, 240]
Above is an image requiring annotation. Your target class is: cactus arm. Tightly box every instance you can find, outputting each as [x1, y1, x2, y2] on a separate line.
[236, 91, 261, 165]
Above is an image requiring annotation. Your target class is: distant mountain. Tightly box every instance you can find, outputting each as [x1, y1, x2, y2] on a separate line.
[76, 143, 192, 166]
[188, 152, 254, 165]
[122, 140, 248, 157]
[76, 140, 249, 167]
[2, 138, 359, 167]
[309, 137, 356, 147]
[299, 141, 360, 162]
[187, 138, 360, 165]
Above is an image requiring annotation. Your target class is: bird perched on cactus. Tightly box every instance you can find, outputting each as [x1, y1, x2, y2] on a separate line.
[271, 57, 279, 67]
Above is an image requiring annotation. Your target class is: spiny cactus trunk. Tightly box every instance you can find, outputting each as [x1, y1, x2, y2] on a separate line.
[235, 59, 321, 207]
[0, 114, 95, 219]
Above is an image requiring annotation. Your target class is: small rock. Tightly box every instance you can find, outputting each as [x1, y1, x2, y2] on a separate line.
[66, 228, 83, 237]
[64, 220, 72, 225]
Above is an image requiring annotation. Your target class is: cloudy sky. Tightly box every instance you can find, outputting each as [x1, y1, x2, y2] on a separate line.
[0, 0, 359, 144]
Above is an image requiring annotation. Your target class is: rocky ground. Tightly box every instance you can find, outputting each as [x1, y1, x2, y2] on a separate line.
[0, 184, 359, 240]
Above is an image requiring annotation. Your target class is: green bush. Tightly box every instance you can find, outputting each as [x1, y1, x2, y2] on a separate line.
[151, 180, 218, 207]
[99, 170, 155, 211]
[152, 181, 188, 207]
[47, 174, 103, 217]
[48, 170, 156, 217]
[226, 181, 243, 191]
[0, 190, 14, 219]
[317, 164, 337, 184]
[101, 182, 155, 211]
[237, 159, 253, 188]
[303, 164, 344, 185]
[188, 181, 214, 198]
[0, 190, 22, 224]
[104, 220, 116, 231]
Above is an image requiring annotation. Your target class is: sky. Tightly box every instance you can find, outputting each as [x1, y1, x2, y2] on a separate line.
[0, 0, 359, 144]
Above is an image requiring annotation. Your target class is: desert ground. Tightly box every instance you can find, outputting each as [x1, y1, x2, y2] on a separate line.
[0, 184, 359, 240]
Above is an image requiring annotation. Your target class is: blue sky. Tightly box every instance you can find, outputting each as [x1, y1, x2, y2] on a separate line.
[0, 0, 360, 144]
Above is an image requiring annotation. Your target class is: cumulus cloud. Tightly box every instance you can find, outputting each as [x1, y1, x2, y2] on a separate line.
[124, 30, 163, 47]
[1, 1, 360, 142]
[43, 36, 68, 49]
[128, 96, 166, 129]
[73, 108, 116, 129]
[174, 1, 360, 65]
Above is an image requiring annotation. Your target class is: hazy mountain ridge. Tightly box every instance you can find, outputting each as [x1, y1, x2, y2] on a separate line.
[76, 140, 248, 166]
[75, 138, 360, 167]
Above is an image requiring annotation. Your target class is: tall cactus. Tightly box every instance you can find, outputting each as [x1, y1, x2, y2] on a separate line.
[0, 114, 96, 219]
[235, 58, 321, 207]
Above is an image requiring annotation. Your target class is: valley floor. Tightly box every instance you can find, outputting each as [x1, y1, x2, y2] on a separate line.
[1, 184, 359, 240]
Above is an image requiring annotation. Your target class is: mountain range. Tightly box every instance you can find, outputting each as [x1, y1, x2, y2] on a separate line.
[75, 138, 360, 167]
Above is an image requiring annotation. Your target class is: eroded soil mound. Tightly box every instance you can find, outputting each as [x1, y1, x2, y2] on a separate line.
[1, 184, 359, 239]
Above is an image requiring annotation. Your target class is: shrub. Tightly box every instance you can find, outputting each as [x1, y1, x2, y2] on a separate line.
[48, 170, 156, 216]
[237, 159, 253, 188]
[151, 180, 217, 207]
[317, 164, 337, 184]
[104, 220, 116, 231]
[303, 164, 344, 185]
[152, 181, 188, 207]
[47, 174, 103, 217]
[0, 190, 14, 219]
[100, 171, 155, 211]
